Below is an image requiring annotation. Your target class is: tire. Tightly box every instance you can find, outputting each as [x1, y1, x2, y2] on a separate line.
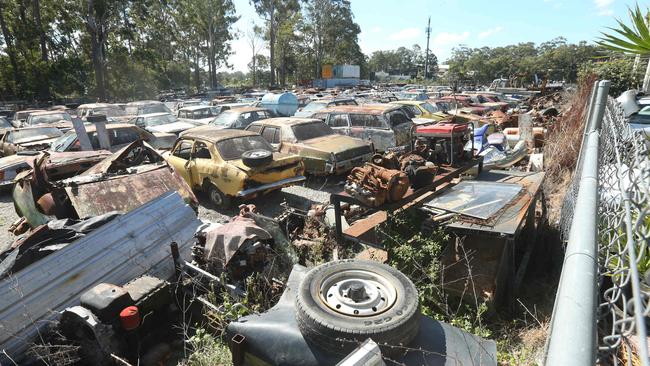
[295, 259, 420, 356]
[241, 149, 273, 167]
[206, 183, 231, 209]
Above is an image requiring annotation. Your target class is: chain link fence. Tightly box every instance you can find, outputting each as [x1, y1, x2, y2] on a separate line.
[547, 80, 650, 365]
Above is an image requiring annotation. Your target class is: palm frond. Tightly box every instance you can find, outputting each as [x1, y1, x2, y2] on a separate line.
[598, 3, 650, 55]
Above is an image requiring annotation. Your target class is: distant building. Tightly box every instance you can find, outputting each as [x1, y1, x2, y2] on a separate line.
[437, 65, 450, 78]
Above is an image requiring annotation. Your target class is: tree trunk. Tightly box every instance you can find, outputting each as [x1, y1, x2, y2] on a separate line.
[269, 2, 276, 86]
[0, 2, 20, 96]
[85, 0, 106, 101]
[33, 0, 47, 62]
[252, 56, 257, 86]
[194, 45, 201, 92]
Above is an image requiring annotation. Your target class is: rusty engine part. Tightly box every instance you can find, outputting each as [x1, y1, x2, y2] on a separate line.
[415, 122, 473, 166]
[369, 140, 438, 189]
[344, 163, 409, 207]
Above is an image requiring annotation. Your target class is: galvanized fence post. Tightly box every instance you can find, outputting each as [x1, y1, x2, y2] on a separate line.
[545, 80, 610, 366]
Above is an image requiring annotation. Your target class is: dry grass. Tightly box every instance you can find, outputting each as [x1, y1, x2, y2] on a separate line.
[543, 74, 597, 224]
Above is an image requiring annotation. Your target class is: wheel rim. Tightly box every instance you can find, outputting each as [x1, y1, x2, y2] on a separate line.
[210, 189, 223, 205]
[318, 269, 397, 317]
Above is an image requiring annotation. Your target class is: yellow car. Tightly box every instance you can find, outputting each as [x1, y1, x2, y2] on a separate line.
[165, 128, 305, 208]
[390, 100, 448, 121]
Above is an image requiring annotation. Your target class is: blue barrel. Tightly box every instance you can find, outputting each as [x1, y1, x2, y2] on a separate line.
[260, 92, 298, 117]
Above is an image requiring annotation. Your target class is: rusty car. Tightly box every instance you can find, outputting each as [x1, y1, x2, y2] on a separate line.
[310, 104, 414, 152]
[0, 126, 63, 157]
[23, 110, 72, 128]
[201, 106, 274, 130]
[12, 140, 197, 231]
[129, 112, 197, 135]
[164, 128, 305, 208]
[246, 117, 373, 175]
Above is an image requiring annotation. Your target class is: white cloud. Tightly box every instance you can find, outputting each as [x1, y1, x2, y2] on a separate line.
[388, 27, 421, 41]
[371, 26, 382, 33]
[432, 31, 470, 46]
[478, 26, 503, 39]
[594, 0, 614, 16]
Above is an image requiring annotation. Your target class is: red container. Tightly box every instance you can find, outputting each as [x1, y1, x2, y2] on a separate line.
[416, 122, 469, 137]
[119, 306, 140, 331]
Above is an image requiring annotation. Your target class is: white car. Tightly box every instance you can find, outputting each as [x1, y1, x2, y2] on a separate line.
[131, 112, 197, 135]
[177, 105, 222, 125]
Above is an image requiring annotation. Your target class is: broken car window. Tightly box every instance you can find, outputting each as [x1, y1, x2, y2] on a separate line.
[386, 111, 411, 127]
[261, 127, 279, 143]
[194, 141, 212, 159]
[330, 114, 349, 127]
[173, 140, 193, 160]
[216, 135, 273, 161]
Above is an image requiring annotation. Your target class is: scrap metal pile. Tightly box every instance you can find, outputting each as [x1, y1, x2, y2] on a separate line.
[0, 84, 566, 366]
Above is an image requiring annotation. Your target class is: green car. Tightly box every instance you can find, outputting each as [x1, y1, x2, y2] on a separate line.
[246, 117, 374, 175]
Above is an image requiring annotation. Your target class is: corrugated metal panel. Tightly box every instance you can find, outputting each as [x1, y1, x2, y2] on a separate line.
[0, 191, 202, 360]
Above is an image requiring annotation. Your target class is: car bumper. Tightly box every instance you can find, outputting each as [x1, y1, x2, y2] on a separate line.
[237, 176, 306, 198]
[321, 153, 373, 175]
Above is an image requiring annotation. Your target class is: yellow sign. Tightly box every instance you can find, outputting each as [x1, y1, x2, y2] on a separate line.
[322, 64, 333, 79]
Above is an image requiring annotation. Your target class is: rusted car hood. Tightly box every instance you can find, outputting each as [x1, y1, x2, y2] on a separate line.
[298, 134, 370, 155]
[15, 136, 59, 146]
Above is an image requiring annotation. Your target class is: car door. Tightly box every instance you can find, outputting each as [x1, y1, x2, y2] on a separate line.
[361, 114, 393, 150]
[166, 139, 194, 186]
[326, 113, 350, 137]
[189, 140, 213, 185]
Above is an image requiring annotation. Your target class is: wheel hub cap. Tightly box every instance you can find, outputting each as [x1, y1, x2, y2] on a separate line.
[319, 269, 397, 317]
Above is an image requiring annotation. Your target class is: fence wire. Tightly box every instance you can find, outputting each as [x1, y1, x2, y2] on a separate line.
[558, 93, 650, 365]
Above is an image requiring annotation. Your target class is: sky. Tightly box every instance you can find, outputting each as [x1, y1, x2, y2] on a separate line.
[223, 0, 635, 73]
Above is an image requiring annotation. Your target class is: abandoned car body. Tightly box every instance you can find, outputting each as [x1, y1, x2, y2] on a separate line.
[0, 126, 63, 156]
[204, 106, 274, 130]
[13, 141, 197, 229]
[246, 117, 374, 175]
[130, 112, 197, 135]
[165, 128, 305, 208]
[312, 104, 414, 152]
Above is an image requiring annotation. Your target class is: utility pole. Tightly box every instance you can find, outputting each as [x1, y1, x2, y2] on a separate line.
[424, 17, 431, 80]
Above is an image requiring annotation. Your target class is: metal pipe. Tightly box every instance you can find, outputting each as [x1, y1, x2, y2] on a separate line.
[183, 261, 246, 299]
[544, 80, 610, 366]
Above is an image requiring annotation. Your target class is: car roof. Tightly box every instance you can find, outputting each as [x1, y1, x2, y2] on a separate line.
[78, 103, 120, 109]
[322, 104, 400, 115]
[126, 100, 162, 106]
[139, 112, 172, 118]
[181, 127, 258, 142]
[71, 123, 137, 133]
[179, 105, 214, 111]
[221, 106, 268, 114]
[390, 100, 424, 106]
[250, 117, 322, 127]
[28, 110, 69, 116]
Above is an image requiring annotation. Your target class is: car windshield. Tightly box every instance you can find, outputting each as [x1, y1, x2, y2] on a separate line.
[0, 118, 12, 128]
[14, 127, 62, 142]
[92, 107, 125, 117]
[292, 122, 334, 141]
[50, 130, 77, 151]
[211, 111, 239, 127]
[145, 114, 178, 126]
[216, 135, 273, 160]
[29, 113, 72, 125]
[629, 113, 650, 125]
[301, 102, 327, 112]
[420, 103, 439, 113]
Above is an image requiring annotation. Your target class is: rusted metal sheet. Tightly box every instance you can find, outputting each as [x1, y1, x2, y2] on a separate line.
[0, 192, 203, 362]
[64, 165, 195, 218]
